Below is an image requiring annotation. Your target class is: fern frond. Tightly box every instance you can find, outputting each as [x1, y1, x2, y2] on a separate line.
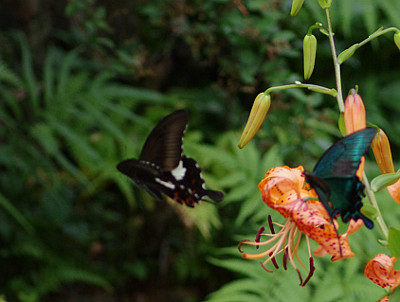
[0, 192, 34, 234]
[0, 61, 23, 88]
[16, 32, 39, 114]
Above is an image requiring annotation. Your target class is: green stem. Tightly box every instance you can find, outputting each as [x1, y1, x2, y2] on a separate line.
[362, 172, 389, 240]
[325, 8, 390, 241]
[358, 27, 399, 48]
[265, 82, 337, 97]
[325, 8, 344, 112]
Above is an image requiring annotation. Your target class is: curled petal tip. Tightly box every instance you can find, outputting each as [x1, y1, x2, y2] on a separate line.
[364, 254, 400, 289]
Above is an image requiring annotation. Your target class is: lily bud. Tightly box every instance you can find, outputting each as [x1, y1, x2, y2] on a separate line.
[344, 91, 366, 135]
[303, 34, 317, 80]
[290, 0, 305, 16]
[238, 93, 271, 149]
[371, 129, 400, 205]
[394, 32, 400, 51]
[344, 91, 367, 179]
[317, 0, 332, 9]
[371, 129, 395, 174]
[338, 44, 359, 64]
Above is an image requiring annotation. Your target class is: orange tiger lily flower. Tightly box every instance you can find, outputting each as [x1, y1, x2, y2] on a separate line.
[239, 166, 360, 286]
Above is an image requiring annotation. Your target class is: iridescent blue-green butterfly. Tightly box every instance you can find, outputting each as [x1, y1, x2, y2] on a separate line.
[304, 127, 377, 229]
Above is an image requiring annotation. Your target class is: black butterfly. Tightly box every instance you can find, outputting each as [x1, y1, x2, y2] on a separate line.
[304, 127, 377, 229]
[117, 110, 224, 207]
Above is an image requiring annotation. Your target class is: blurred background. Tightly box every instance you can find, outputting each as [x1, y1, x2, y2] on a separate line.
[1, 0, 400, 301]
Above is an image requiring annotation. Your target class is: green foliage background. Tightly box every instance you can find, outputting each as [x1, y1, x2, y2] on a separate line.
[0, 0, 399, 301]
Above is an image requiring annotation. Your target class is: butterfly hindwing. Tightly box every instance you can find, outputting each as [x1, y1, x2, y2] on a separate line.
[305, 128, 377, 228]
[117, 110, 224, 206]
[151, 156, 224, 207]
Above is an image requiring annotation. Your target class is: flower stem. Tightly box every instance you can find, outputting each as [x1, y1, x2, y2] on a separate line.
[325, 8, 344, 112]
[358, 27, 400, 48]
[265, 82, 336, 97]
[362, 172, 389, 240]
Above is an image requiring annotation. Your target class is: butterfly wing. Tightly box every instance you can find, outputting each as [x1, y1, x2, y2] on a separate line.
[153, 156, 224, 207]
[139, 110, 189, 172]
[116, 158, 164, 200]
[306, 127, 376, 226]
[313, 128, 377, 178]
[117, 110, 224, 206]
[307, 173, 374, 229]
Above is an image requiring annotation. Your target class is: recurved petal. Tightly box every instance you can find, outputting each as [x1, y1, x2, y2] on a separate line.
[292, 203, 355, 261]
[314, 237, 355, 261]
[259, 166, 310, 217]
[364, 254, 400, 289]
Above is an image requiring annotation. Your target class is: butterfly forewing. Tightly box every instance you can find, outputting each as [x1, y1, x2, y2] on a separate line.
[139, 110, 189, 172]
[312, 128, 377, 178]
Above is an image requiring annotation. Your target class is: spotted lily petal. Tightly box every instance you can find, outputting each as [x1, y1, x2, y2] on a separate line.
[293, 203, 355, 261]
[364, 254, 400, 289]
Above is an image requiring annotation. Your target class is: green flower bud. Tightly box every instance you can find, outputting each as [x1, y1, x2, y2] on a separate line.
[318, 0, 332, 9]
[337, 44, 359, 64]
[303, 34, 317, 80]
[394, 32, 400, 51]
[290, 0, 305, 16]
[238, 93, 271, 149]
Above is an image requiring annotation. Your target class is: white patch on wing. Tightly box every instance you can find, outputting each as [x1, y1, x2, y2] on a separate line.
[171, 160, 186, 181]
[155, 178, 175, 189]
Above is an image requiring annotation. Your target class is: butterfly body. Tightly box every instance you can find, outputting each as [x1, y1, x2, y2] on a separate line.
[117, 110, 224, 207]
[305, 128, 377, 228]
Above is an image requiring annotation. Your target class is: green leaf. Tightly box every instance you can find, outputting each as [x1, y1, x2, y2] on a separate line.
[16, 32, 39, 114]
[338, 44, 359, 64]
[388, 228, 400, 258]
[371, 171, 400, 192]
[0, 192, 34, 234]
[360, 204, 378, 220]
[389, 286, 400, 301]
